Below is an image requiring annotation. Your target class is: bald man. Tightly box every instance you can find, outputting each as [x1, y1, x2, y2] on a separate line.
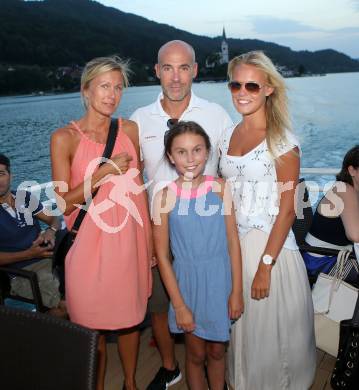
[130, 40, 233, 390]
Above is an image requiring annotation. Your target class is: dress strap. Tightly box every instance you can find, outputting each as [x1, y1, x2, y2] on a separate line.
[219, 125, 235, 154]
[70, 118, 121, 143]
[169, 176, 214, 199]
[70, 120, 85, 136]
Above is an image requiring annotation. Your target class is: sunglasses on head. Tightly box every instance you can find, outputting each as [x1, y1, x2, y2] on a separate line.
[164, 118, 179, 145]
[228, 81, 263, 94]
[167, 118, 179, 129]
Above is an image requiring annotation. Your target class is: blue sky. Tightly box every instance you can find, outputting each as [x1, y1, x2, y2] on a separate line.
[97, 0, 359, 58]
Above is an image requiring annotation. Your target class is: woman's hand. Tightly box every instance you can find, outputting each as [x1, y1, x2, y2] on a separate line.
[175, 305, 196, 332]
[107, 152, 133, 174]
[228, 291, 244, 321]
[251, 262, 272, 300]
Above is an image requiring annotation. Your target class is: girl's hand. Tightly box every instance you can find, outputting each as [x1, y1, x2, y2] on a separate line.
[251, 262, 272, 300]
[228, 291, 244, 321]
[175, 305, 195, 332]
[107, 152, 133, 175]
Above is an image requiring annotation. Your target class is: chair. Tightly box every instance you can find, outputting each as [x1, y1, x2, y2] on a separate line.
[0, 305, 99, 390]
[0, 230, 67, 312]
[292, 178, 314, 247]
[0, 265, 46, 311]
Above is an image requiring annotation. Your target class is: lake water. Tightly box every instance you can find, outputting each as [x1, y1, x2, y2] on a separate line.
[0, 72, 358, 191]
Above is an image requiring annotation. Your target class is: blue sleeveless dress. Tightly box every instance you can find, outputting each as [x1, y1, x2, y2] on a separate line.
[168, 176, 232, 342]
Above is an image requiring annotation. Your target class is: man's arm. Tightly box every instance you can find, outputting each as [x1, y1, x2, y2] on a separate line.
[0, 244, 53, 266]
[0, 208, 61, 266]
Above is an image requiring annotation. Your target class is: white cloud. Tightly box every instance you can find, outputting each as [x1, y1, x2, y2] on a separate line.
[248, 16, 316, 34]
[96, 0, 359, 57]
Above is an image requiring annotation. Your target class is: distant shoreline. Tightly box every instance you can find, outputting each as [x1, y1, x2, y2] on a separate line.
[2, 71, 359, 98]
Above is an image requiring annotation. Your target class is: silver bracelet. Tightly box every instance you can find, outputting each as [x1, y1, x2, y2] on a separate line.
[46, 226, 57, 233]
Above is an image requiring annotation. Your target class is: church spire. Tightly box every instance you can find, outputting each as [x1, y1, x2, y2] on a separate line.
[222, 27, 227, 41]
[220, 27, 229, 64]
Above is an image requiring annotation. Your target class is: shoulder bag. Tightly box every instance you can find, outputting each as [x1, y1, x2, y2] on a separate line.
[53, 118, 118, 295]
[312, 249, 359, 357]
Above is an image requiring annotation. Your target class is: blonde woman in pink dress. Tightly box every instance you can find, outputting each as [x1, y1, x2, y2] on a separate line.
[51, 56, 152, 390]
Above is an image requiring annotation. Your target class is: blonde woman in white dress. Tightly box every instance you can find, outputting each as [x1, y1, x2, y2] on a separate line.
[219, 51, 316, 390]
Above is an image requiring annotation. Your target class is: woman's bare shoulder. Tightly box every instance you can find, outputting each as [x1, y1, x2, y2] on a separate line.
[122, 118, 137, 130]
[122, 119, 138, 136]
[121, 119, 139, 150]
[326, 181, 354, 198]
[52, 124, 79, 143]
[319, 181, 355, 215]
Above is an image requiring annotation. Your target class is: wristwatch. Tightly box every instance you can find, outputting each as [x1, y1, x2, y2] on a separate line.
[262, 254, 276, 266]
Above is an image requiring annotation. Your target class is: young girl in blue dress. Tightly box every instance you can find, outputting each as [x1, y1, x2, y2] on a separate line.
[152, 121, 244, 390]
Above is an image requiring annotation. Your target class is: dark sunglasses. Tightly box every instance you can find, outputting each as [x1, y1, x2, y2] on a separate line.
[164, 118, 179, 146]
[228, 81, 263, 94]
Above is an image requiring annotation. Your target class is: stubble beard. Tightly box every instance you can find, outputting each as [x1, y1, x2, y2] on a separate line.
[162, 85, 191, 102]
[0, 186, 11, 199]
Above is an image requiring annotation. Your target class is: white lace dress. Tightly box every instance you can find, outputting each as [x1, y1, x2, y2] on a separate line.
[219, 125, 316, 390]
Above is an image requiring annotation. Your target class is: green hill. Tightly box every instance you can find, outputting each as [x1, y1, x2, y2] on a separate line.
[1, 0, 358, 94]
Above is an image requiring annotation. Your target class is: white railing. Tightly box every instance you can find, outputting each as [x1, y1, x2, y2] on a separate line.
[300, 168, 339, 176]
[300, 168, 339, 193]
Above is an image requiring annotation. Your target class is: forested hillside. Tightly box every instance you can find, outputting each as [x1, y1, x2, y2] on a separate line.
[1, 0, 358, 94]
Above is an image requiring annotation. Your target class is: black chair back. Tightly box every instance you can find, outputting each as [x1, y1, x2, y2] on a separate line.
[292, 178, 314, 246]
[0, 306, 98, 390]
[0, 266, 46, 311]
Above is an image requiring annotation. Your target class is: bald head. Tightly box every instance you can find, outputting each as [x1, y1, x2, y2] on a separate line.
[155, 40, 198, 103]
[157, 40, 196, 65]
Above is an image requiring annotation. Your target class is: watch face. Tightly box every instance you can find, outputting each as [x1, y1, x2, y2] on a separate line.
[262, 254, 273, 265]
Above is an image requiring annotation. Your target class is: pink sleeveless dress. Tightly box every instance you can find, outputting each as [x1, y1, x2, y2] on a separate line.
[64, 118, 152, 330]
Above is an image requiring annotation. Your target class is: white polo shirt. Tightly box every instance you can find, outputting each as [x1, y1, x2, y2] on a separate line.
[130, 91, 233, 205]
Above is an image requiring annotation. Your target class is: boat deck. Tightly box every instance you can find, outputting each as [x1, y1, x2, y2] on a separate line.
[105, 327, 336, 390]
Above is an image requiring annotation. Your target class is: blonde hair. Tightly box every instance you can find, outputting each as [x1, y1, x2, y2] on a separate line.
[228, 51, 292, 159]
[81, 55, 130, 109]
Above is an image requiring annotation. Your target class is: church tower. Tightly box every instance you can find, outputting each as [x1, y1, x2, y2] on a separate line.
[220, 27, 229, 64]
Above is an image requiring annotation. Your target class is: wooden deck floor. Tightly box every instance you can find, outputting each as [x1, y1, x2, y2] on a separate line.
[105, 327, 336, 390]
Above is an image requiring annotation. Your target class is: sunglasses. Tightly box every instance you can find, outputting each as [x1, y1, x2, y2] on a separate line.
[167, 118, 179, 129]
[228, 81, 263, 94]
[164, 118, 179, 145]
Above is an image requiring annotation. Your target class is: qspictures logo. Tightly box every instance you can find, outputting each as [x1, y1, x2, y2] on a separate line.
[14, 159, 346, 234]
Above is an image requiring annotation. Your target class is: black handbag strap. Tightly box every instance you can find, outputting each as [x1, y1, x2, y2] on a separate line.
[353, 291, 359, 324]
[71, 117, 118, 233]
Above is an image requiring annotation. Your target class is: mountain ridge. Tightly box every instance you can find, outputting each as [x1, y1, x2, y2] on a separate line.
[0, 0, 358, 93]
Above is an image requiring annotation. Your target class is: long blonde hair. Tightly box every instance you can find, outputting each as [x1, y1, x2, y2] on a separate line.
[228, 51, 292, 158]
[80, 55, 130, 109]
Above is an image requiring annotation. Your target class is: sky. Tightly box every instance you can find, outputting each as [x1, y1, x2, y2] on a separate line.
[97, 0, 359, 58]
